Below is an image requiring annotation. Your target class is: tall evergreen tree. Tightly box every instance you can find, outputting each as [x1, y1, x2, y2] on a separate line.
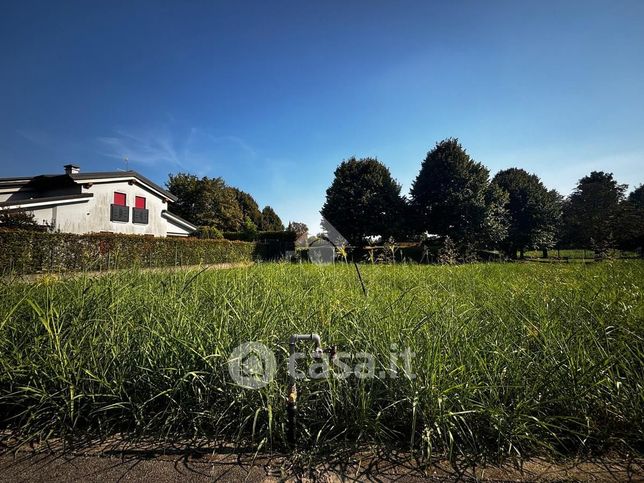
[492, 168, 562, 258]
[410, 138, 507, 247]
[230, 187, 262, 227]
[627, 184, 644, 208]
[481, 183, 510, 250]
[562, 171, 626, 251]
[619, 184, 644, 254]
[260, 206, 284, 231]
[321, 157, 407, 245]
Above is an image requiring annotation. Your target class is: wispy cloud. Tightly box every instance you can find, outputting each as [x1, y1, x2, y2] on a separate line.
[97, 126, 259, 174]
[16, 129, 59, 150]
[261, 157, 296, 192]
[205, 134, 257, 159]
[97, 128, 182, 167]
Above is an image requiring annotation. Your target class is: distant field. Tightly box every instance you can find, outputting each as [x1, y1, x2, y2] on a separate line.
[1, 261, 642, 460]
[523, 248, 639, 259]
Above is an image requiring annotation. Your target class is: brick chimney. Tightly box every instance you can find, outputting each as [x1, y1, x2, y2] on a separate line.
[64, 164, 80, 175]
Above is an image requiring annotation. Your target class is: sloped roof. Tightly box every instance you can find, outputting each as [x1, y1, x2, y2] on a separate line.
[0, 170, 177, 202]
[69, 171, 177, 201]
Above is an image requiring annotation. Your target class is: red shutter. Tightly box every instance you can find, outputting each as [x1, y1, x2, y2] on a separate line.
[135, 196, 146, 209]
[114, 192, 126, 206]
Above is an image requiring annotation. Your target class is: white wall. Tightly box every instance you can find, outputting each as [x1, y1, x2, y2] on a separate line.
[165, 218, 193, 237]
[61, 180, 171, 236]
[21, 181, 170, 236]
[4, 179, 192, 237]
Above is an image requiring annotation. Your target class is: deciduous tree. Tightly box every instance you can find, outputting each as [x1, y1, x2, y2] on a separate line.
[166, 173, 244, 231]
[287, 221, 308, 237]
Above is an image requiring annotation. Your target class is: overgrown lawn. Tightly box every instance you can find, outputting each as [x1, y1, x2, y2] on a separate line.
[0, 261, 642, 460]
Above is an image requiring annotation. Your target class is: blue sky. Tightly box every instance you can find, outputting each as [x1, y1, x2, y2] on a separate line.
[1, 1, 643, 231]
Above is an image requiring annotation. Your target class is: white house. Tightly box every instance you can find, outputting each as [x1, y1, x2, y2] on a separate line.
[0, 165, 196, 237]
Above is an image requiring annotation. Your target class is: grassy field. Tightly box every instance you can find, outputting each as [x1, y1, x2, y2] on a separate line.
[523, 248, 639, 259]
[0, 261, 642, 461]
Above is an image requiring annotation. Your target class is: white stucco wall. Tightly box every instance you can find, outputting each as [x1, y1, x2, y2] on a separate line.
[23, 205, 56, 227]
[60, 180, 171, 236]
[165, 215, 193, 237]
[12, 181, 170, 236]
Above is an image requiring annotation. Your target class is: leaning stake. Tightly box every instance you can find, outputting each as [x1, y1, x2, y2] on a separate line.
[353, 262, 367, 296]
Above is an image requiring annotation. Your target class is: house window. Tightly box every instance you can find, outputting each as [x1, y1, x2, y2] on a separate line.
[133, 196, 149, 225]
[114, 192, 127, 206]
[135, 196, 146, 209]
[111, 192, 129, 222]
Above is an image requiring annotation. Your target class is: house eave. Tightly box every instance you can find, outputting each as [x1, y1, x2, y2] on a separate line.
[0, 193, 94, 210]
[161, 210, 197, 232]
[0, 178, 33, 190]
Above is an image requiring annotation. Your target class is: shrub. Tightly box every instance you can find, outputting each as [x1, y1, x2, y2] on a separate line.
[437, 238, 450, 264]
[0, 209, 46, 230]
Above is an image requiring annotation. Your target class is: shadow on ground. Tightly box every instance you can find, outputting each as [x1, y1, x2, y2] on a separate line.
[0, 439, 642, 482]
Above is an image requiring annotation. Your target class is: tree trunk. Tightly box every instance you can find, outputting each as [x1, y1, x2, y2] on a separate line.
[542, 248, 548, 258]
[519, 248, 525, 259]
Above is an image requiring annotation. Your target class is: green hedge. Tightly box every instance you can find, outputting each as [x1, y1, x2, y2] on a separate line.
[222, 230, 296, 261]
[0, 229, 257, 274]
[222, 230, 297, 243]
[195, 225, 224, 239]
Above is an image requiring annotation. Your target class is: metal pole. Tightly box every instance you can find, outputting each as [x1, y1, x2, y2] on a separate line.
[287, 334, 322, 446]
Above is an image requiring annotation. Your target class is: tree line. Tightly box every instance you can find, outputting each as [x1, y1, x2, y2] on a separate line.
[166, 173, 284, 234]
[321, 138, 644, 258]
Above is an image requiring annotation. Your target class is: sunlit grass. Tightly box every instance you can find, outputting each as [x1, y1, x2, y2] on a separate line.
[0, 261, 642, 460]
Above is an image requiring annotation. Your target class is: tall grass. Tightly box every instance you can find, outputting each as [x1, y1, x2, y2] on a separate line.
[0, 261, 642, 460]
